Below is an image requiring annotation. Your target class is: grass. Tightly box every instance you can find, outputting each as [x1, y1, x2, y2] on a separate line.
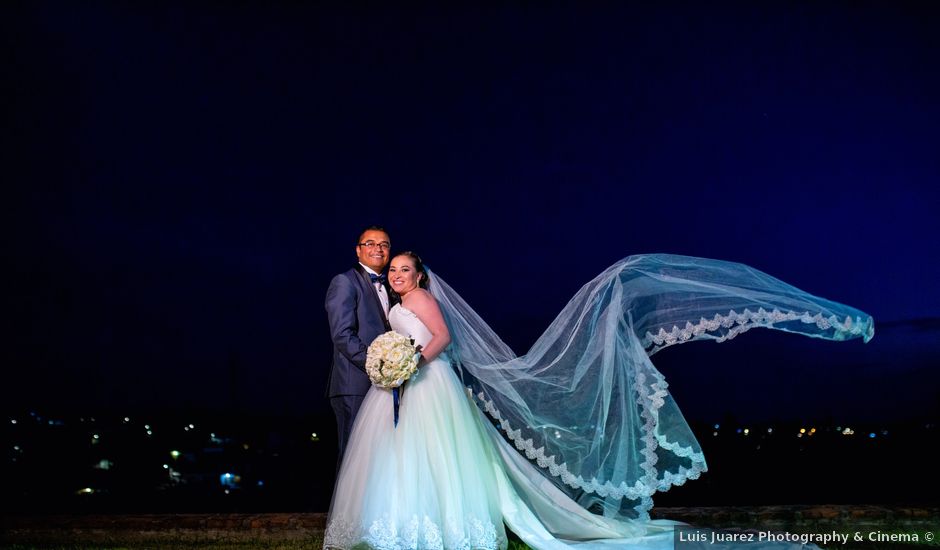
[0, 537, 536, 550]
[1, 539, 327, 549]
[0, 533, 530, 549]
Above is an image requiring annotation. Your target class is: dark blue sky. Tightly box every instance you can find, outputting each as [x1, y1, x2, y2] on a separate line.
[4, 2, 938, 423]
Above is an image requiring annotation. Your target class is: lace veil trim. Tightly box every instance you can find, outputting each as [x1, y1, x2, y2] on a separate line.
[426, 254, 874, 521]
[643, 307, 873, 354]
[472, 364, 707, 520]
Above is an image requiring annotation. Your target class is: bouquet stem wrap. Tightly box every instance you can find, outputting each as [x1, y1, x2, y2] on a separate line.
[392, 387, 401, 427]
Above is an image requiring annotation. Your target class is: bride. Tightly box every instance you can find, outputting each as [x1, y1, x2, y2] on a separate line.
[324, 252, 874, 550]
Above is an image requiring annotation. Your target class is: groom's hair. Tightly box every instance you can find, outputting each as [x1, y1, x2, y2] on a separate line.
[357, 225, 390, 245]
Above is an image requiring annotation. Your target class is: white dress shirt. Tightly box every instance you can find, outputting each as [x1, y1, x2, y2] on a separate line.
[360, 263, 389, 317]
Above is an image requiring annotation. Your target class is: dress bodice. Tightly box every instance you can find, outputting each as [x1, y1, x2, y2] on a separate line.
[388, 304, 433, 349]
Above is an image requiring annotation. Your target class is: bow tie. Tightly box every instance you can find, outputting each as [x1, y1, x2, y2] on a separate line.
[369, 273, 387, 285]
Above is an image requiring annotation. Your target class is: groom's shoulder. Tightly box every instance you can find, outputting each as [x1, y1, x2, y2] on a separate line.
[329, 266, 363, 288]
[326, 269, 361, 306]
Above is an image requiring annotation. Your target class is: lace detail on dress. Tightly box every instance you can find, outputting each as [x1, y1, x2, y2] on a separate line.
[642, 308, 873, 354]
[472, 367, 707, 520]
[324, 517, 358, 550]
[324, 514, 505, 550]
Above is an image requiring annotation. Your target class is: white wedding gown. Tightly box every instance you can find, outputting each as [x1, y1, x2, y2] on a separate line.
[324, 304, 678, 550]
[325, 255, 874, 550]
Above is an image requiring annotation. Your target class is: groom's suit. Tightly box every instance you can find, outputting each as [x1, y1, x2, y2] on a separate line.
[325, 263, 395, 460]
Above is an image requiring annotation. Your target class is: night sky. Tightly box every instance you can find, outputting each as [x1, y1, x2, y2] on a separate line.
[4, 2, 938, 425]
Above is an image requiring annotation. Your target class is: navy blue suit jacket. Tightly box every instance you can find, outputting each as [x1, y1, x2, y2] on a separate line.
[325, 264, 394, 398]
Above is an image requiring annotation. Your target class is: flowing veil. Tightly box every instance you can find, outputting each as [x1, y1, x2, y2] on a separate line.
[427, 254, 874, 521]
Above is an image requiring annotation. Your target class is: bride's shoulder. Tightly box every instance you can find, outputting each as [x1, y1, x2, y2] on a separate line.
[402, 289, 440, 314]
[403, 288, 433, 305]
[412, 287, 432, 298]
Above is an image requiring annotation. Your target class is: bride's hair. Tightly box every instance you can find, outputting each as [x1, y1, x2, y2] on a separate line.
[394, 251, 430, 290]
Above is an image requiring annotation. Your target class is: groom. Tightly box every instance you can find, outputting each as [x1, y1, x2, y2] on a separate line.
[325, 225, 394, 461]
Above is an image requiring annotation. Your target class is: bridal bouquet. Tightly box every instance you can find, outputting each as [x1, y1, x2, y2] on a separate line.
[366, 331, 420, 389]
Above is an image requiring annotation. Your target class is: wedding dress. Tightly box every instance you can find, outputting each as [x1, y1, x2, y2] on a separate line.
[324, 254, 874, 550]
[324, 303, 508, 550]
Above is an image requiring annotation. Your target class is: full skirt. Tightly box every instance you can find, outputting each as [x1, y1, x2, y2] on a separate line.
[324, 355, 679, 550]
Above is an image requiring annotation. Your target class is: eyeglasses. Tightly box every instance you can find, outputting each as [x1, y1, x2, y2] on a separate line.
[359, 241, 390, 251]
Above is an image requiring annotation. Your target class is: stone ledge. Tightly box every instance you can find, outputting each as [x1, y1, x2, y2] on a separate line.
[2, 506, 936, 544]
